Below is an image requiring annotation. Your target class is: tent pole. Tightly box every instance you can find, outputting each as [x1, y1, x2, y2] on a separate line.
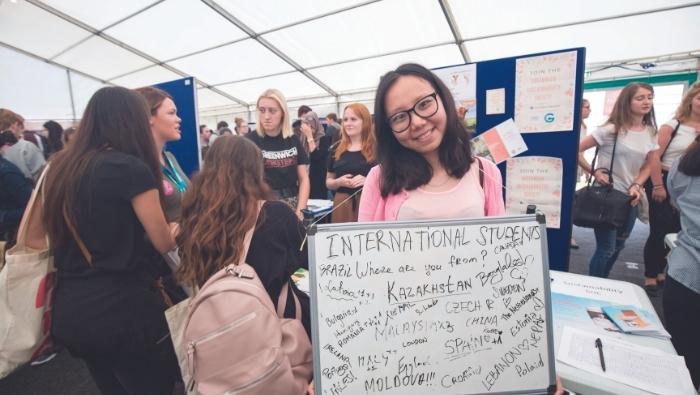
[66, 70, 77, 123]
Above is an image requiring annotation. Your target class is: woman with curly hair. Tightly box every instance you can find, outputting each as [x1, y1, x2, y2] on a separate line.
[176, 135, 311, 336]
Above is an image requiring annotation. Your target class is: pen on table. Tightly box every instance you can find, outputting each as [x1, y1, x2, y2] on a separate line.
[595, 337, 606, 372]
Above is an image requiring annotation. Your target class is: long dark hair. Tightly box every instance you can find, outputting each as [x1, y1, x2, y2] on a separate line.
[177, 136, 272, 288]
[373, 63, 473, 197]
[678, 134, 700, 176]
[43, 120, 64, 155]
[42, 87, 164, 247]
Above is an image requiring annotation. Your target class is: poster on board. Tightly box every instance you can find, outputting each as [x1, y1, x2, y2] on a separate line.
[308, 215, 555, 395]
[472, 118, 528, 164]
[514, 51, 577, 133]
[505, 156, 563, 229]
[434, 64, 477, 134]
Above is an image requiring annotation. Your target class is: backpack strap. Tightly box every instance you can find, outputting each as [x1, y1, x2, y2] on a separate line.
[237, 201, 264, 266]
[277, 281, 302, 321]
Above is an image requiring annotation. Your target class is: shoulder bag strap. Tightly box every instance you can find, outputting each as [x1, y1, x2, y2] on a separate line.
[586, 146, 599, 187]
[14, 165, 50, 248]
[608, 129, 620, 185]
[64, 210, 92, 266]
[660, 120, 682, 161]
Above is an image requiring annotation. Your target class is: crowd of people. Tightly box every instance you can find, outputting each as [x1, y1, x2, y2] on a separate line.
[1, 62, 699, 392]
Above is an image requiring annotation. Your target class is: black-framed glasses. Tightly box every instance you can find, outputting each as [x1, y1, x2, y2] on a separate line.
[387, 92, 439, 133]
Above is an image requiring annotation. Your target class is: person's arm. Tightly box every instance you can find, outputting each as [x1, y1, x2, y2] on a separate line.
[300, 123, 317, 153]
[628, 160, 652, 207]
[132, 189, 176, 253]
[578, 134, 609, 186]
[480, 158, 506, 216]
[649, 124, 674, 202]
[326, 172, 354, 190]
[296, 165, 310, 219]
[357, 166, 381, 221]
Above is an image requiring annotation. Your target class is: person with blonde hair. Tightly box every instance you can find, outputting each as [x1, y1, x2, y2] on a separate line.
[578, 82, 658, 278]
[642, 83, 700, 293]
[247, 89, 309, 219]
[326, 103, 376, 222]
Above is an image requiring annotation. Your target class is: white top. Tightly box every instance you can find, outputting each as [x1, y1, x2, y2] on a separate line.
[591, 124, 658, 193]
[397, 163, 484, 220]
[579, 124, 588, 143]
[660, 119, 698, 170]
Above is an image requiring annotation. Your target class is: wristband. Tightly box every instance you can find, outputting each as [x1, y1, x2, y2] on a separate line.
[653, 184, 664, 190]
[630, 183, 641, 190]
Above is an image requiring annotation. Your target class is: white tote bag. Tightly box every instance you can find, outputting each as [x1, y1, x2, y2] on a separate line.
[0, 167, 54, 378]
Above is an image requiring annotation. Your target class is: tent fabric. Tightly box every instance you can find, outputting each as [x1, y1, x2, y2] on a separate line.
[1, 0, 698, 122]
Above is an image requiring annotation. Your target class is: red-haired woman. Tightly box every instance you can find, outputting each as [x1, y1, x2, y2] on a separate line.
[326, 103, 376, 223]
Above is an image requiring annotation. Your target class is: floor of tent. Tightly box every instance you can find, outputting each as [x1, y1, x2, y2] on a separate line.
[0, 222, 665, 394]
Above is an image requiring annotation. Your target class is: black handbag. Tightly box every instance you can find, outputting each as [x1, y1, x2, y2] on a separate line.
[573, 131, 632, 229]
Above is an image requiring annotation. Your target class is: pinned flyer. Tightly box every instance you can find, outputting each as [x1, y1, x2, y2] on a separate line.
[515, 51, 577, 133]
[471, 118, 527, 164]
[506, 156, 563, 229]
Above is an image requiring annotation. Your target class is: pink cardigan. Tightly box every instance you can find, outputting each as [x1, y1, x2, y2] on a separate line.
[358, 157, 506, 221]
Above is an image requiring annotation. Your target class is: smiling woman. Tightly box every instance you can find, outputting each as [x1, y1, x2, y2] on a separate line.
[135, 86, 190, 223]
[358, 63, 505, 222]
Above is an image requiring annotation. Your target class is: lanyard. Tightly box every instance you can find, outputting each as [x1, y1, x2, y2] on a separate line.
[162, 153, 187, 193]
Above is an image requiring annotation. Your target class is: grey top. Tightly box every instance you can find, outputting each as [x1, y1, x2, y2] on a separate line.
[2, 139, 46, 179]
[667, 159, 700, 294]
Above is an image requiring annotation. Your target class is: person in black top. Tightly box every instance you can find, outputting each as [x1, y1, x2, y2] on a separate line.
[247, 89, 310, 220]
[300, 111, 329, 200]
[25, 87, 180, 394]
[326, 103, 376, 223]
[177, 135, 311, 336]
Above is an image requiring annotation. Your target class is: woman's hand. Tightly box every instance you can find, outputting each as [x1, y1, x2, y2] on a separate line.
[651, 185, 667, 203]
[336, 174, 354, 189]
[350, 174, 366, 188]
[593, 169, 610, 186]
[295, 209, 304, 221]
[300, 122, 313, 138]
[553, 375, 564, 395]
[628, 184, 643, 207]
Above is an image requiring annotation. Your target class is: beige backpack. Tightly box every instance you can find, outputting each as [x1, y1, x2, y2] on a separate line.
[182, 206, 313, 395]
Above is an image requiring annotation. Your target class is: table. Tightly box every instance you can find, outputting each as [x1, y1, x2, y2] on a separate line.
[550, 270, 679, 395]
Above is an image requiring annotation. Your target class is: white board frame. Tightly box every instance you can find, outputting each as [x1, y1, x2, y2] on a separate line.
[308, 214, 556, 395]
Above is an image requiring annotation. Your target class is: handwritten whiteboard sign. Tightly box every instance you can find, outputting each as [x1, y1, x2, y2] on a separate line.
[308, 215, 555, 395]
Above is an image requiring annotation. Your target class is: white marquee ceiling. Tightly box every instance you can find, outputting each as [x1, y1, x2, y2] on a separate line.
[1, 0, 699, 121]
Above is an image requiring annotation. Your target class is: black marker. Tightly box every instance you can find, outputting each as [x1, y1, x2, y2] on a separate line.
[595, 338, 606, 372]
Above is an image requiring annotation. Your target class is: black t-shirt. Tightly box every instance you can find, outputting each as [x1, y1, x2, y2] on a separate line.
[327, 149, 373, 194]
[247, 132, 309, 191]
[247, 200, 311, 336]
[52, 151, 168, 357]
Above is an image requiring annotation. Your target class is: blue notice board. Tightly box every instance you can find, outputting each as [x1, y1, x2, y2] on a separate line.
[153, 77, 200, 176]
[434, 47, 586, 271]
